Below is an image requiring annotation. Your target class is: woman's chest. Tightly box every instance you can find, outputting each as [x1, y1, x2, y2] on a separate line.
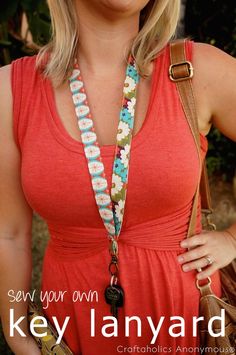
[53, 72, 153, 147]
[20, 104, 201, 227]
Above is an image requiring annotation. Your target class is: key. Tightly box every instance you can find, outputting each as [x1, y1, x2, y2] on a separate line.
[104, 285, 124, 318]
[104, 285, 124, 319]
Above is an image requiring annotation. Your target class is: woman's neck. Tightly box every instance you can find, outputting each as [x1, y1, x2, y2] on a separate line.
[75, 2, 140, 77]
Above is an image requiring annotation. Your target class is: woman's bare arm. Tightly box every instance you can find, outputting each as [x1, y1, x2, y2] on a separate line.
[193, 42, 236, 142]
[194, 42, 236, 239]
[0, 65, 40, 354]
[177, 43, 236, 278]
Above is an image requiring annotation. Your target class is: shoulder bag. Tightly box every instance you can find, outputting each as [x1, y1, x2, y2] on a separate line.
[169, 39, 236, 355]
[28, 300, 73, 354]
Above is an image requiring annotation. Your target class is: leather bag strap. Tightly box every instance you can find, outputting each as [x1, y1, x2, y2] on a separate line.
[169, 39, 213, 238]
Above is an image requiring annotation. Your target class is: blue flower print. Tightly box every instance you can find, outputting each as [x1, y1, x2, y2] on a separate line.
[127, 64, 139, 83]
[120, 108, 133, 129]
[113, 213, 121, 235]
[114, 159, 127, 183]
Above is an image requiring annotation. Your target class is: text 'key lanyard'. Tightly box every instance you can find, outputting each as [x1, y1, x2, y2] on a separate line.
[69, 56, 139, 319]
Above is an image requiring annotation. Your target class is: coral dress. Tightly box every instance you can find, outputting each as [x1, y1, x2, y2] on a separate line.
[11, 41, 221, 354]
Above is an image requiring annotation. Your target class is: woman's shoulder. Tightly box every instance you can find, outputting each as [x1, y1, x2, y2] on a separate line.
[11, 54, 39, 78]
[0, 64, 15, 148]
[192, 41, 236, 76]
[0, 63, 11, 85]
[1, 54, 38, 74]
[192, 41, 236, 141]
[0, 54, 40, 147]
[0, 55, 39, 92]
[193, 41, 233, 57]
[10, 54, 38, 66]
[0, 64, 12, 114]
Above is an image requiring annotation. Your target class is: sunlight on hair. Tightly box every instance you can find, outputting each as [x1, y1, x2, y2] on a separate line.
[36, 0, 181, 86]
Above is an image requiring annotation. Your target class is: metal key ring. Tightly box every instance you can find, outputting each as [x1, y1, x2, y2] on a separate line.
[109, 260, 119, 276]
[110, 275, 118, 286]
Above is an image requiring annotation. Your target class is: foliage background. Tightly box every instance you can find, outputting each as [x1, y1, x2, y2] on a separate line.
[0, 0, 236, 353]
[185, 0, 236, 180]
[0, 0, 50, 64]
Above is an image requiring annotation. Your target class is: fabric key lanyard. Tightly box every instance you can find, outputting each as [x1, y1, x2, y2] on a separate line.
[69, 55, 139, 319]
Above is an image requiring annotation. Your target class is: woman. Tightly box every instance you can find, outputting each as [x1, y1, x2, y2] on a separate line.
[0, 0, 236, 354]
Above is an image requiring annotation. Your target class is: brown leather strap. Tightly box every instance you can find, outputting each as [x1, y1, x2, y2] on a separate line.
[200, 159, 212, 213]
[169, 39, 213, 239]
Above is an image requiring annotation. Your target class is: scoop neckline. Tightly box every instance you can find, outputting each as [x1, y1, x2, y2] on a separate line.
[41, 50, 164, 157]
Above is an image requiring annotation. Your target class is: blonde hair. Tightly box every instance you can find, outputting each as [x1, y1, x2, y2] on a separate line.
[37, 0, 181, 86]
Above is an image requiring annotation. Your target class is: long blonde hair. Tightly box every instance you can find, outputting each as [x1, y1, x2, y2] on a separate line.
[37, 0, 181, 86]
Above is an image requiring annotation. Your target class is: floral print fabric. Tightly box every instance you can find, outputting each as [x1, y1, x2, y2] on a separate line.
[69, 56, 139, 238]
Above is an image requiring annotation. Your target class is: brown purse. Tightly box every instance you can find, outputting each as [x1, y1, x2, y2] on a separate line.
[169, 39, 236, 354]
[28, 301, 73, 354]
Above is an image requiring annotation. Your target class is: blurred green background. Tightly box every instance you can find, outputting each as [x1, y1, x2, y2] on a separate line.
[0, 0, 236, 353]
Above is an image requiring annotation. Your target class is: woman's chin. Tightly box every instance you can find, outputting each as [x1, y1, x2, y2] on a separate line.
[100, 0, 150, 14]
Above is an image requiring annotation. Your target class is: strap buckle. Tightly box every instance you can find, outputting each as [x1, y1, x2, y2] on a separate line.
[169, 61, 194, 82]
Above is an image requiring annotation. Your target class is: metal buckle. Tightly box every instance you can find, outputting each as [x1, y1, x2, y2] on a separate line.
[202, 209, 216, 231]
[196, 277, 212, 290]
[169, 61, 194, 82]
